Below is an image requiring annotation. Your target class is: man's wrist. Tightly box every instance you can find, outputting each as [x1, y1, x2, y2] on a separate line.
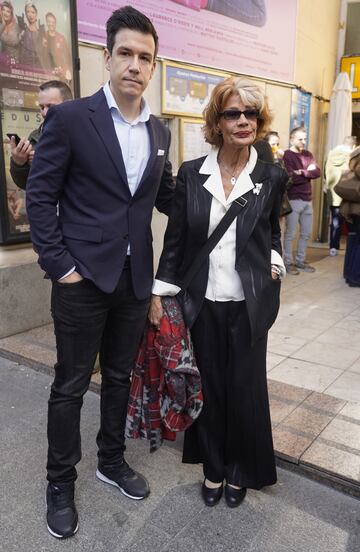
[11, 158, 28, 167]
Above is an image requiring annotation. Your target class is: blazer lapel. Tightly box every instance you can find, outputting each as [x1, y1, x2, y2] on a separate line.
[88, 90, 130, 194]
[138, 116, 157, 187]
[235, 161, 270, 260]
[193, 166, 213, 243]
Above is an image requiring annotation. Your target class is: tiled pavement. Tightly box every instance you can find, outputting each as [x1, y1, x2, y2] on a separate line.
[1, 249, 359, 495]
[2, 358, 359, 552]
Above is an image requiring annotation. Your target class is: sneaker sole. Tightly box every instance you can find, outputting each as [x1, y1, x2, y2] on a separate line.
[47, 523, 78, 539]
[96, 469, 148, 500]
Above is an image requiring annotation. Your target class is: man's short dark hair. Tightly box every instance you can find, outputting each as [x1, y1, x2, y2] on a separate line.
[39, 80, 73, 102]
[290, 126, 306, 139]
[106, 5, 158, 58]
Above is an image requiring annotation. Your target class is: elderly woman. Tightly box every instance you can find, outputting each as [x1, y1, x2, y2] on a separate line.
[149, 77, 287, 507]
[0, 1, 21, 61]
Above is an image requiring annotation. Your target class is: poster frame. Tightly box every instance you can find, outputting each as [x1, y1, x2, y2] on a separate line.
[0, 0, 80, 245]
[289, 89, 311, 149]
[179, 117, 212, 165]
[162, 60, 228, 118]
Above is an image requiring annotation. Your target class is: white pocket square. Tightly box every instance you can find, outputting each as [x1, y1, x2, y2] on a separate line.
[157, 149, 165, 156]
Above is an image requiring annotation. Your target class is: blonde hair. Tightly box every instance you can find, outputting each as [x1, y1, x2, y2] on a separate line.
[203, 77, 272, 148]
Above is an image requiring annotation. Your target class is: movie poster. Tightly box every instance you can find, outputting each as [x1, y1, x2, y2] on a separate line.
[0, 0, 78, 243]
[77, 0, 297, 83]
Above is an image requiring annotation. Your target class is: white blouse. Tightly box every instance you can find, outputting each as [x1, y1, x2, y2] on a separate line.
[153, 146, 285, 300]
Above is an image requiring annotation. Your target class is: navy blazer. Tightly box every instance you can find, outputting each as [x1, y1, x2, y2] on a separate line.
[26, 89, 175, 298]
[156, 157, 288, 343]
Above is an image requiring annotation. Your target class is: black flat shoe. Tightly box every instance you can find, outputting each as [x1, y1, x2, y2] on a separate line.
[224, 484, 247, 508]
[201, 480, 223, 507]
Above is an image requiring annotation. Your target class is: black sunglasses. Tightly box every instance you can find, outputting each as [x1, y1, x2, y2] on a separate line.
[219, 109, 260, 121]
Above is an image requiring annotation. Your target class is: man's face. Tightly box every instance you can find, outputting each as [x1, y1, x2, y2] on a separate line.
[104, 28, 156, 102]
[46, 15, 56, 35]
[38, 87, 63, 119]
[291, 131, 307, 152]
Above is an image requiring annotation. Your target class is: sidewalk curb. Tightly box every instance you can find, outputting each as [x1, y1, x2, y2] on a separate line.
[2, 349, 359, 499]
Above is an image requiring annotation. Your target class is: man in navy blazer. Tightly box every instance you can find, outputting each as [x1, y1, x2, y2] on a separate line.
[26, 6, 174, 539]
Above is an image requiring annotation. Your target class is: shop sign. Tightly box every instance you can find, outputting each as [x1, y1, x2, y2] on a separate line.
[341, 56, 360, 99]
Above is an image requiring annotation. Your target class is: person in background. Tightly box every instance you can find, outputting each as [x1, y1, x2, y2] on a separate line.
[324, 136, 357, 256]
[9, 80, 73, 190]
[335, 146, 360, 287]
[265, 131, 284, 164]
[256, 134, 292, 239]
[150, 77, 287, 509]
[283, 126, 321, 275]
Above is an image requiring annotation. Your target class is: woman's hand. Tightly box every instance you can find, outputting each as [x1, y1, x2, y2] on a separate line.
[148, 295, 163, 328]
[271, 265, 281, 280]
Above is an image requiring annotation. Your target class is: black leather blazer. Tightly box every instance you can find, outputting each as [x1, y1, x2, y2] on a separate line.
[156, 155, 288, 344]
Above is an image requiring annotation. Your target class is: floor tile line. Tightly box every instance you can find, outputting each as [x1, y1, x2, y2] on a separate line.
[316, 437, 360, 458]
[268, 393, 304, 407]
[158, 502, 206, 552]
[277, 423, 319, 441]
[289, 349, 349, 373]
[290, 401, 345, 419]
[321, 367, 360, 396]
[337, 414, 360, 427]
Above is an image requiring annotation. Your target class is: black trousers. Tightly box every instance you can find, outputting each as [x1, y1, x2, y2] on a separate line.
[329, 206, 343, 250]
[183, 300, 276, 490]
[344, 216, 360, 285]
[47, 261, 149, 484]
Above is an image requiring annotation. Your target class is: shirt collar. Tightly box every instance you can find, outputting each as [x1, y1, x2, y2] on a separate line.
[103, 81, 151, 124]
[199, 146, 258, 175]
[200, 146, 258, 206]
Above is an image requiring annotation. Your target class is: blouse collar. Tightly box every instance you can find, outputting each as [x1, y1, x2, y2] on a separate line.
[199, 146, 258, 206]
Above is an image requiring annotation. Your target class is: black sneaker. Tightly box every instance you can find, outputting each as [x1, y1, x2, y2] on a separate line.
[46, 482, 78, 539]
[96, 461, 150, 500]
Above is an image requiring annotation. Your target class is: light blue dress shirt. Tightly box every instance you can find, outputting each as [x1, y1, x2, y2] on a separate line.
[103, 81, 151, 197]
[60, 83, 153, 278]
[103, 81, 152, 254]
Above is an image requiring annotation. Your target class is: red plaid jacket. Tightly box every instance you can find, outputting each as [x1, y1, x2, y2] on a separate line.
[125, 297, 203, 452]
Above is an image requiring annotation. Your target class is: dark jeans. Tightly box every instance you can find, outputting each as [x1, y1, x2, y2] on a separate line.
[329, 206, 343, 250]
[47, 262, 150, 484]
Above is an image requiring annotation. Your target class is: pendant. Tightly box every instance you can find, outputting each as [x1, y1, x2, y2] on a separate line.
[230, 176, 236, 185]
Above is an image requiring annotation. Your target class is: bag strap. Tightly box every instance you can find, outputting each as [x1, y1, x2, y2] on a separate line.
[181, 160, 264, 290]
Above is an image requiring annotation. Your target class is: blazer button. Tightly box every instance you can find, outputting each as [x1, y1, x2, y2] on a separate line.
[123, 234, 129, 240]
